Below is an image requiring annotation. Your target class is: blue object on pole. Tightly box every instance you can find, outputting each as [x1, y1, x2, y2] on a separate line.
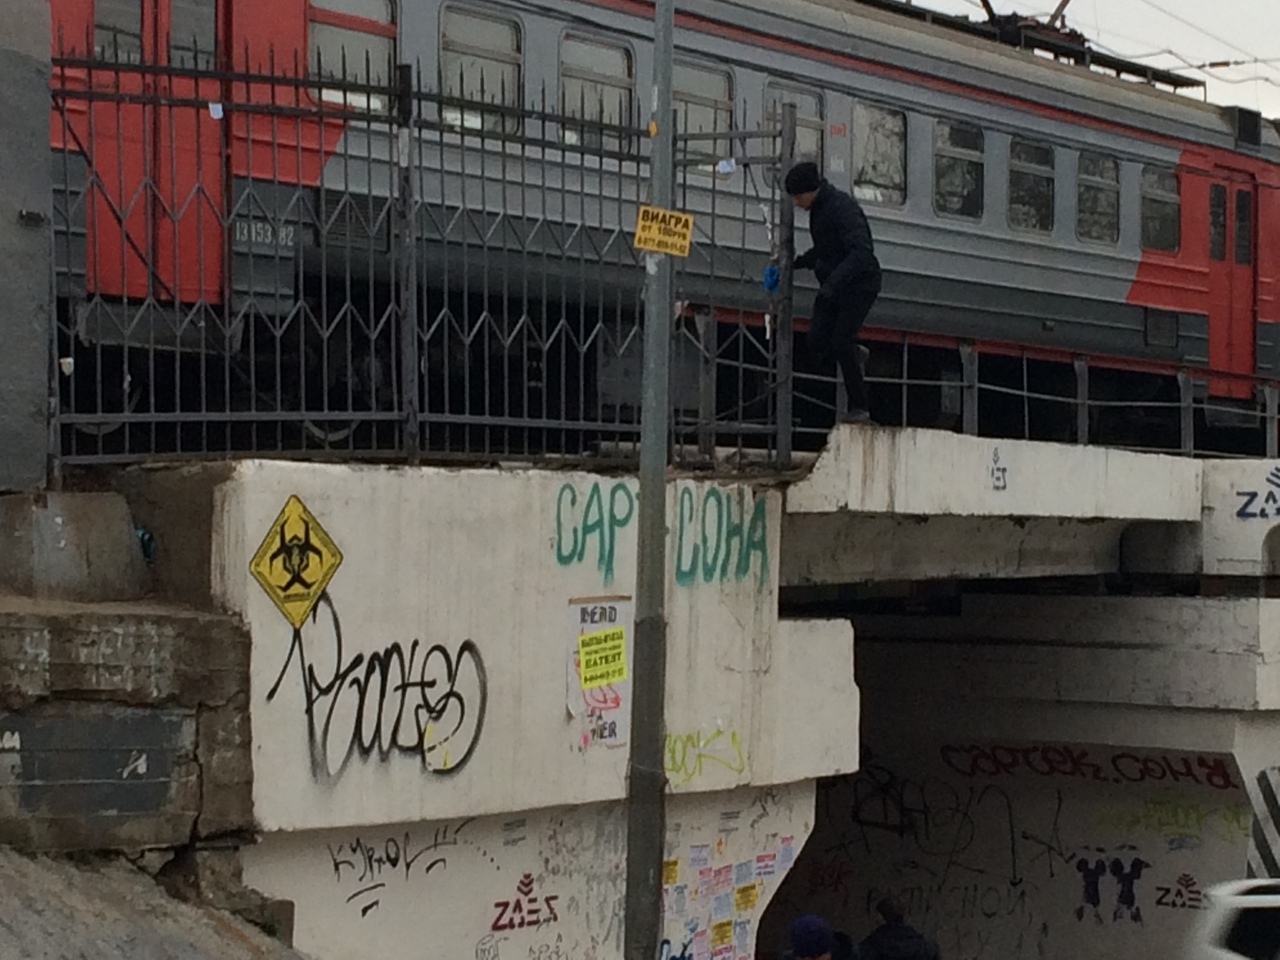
[762, 263, 779, 294]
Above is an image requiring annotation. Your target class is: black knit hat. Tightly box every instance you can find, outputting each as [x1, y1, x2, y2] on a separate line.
[784, 161, 823, 196]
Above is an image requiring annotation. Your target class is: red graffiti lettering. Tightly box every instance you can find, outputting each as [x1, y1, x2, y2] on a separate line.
[940, 744, 1240, 791]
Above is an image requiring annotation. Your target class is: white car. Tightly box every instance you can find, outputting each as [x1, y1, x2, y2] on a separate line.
[1190, 881, 1280, 960]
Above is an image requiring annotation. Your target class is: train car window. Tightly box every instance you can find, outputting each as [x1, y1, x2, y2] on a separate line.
[314, 0, 393, 16]
[1209, 184, 1227, 261]
[934, 120, 984, 219]
[852, 102, 906, 206]
[311, 0, 396, 96]
[1008, 138, 1054, 233]
[1077, 152, 1119, 244]
[1141, 164, 1180, 252]
[170, 0, 217, 69]
[765, 83, 824, 162]
[561, 36, 633, 149]
[94, 0, 143, 63]
[1236, 189, 1253, 265]
[441, 7, 522, 132]
[673, 61, 733, 161]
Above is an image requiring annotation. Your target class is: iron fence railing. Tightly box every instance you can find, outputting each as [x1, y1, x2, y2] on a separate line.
[47, 55, 1280, 471]
[49, 56, 792, 466]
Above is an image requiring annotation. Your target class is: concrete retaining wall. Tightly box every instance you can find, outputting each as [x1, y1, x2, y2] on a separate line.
[243, 781, 815, 960]
[0, 599, 252, 852]
[205, 461, 856, 833]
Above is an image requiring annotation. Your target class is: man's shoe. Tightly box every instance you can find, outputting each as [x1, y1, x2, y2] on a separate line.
[839, 409, 873, 425]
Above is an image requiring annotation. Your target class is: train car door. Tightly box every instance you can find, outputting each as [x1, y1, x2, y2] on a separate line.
[82, 0, 226, 313]
[1208, 169, 1258, 395]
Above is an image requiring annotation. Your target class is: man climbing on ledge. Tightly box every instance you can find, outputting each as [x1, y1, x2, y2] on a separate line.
[784, 160, 882, 425]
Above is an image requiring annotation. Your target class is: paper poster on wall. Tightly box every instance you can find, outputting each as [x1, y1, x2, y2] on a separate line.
[567, 596, 633, 751]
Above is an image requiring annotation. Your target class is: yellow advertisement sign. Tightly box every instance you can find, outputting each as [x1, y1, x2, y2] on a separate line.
[711, 920, 734, 949]
[662, 858, 679, 886]
[633, 205, 694, 257]
[578, 626, 628, 689]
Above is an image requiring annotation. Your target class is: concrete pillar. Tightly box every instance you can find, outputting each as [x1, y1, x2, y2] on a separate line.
[0, 1, 51, 491]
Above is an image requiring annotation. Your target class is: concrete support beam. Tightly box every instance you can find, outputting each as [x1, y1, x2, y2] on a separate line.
[783, 514, 1129, 584]
[1202, 460, 1280, 576]
[787, 426, 1202, 520]
[856, 595, 1280, 713]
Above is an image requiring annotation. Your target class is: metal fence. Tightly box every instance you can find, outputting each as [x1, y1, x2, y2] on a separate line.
[49, 56, 790, 467]
[47, 55, 1280, 470]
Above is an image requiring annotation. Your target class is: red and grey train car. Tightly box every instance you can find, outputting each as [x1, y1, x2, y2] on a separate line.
[48, 0, 1280, 447]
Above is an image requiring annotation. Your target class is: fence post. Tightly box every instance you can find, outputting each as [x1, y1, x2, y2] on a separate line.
[960, 343, 978, 435]
[1178, 371, 1195, 454]
[697, 310, 717, 459]
[1265, 385, 1278, 459]
[775, 104, 797, 469]
[395, 64, 421, 463]
[1074, 356, 1089, 445]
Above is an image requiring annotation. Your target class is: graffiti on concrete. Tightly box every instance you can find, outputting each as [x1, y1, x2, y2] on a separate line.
[664, 726, 747, 786]
[491, 872, 561, 932]
[326, 822, 469, 916]
[1154, 874, 1204, 910]
[554, 481, 636, 586]
[672, 485, 769, 590]
[1234, 467, 1280, 519]
[553, 480, 770, 590]
[267, 594, 488, 781]
[941, 743, 1239, 791]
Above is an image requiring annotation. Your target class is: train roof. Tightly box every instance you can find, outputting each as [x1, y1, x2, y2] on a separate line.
[692, 0, 1280, 159]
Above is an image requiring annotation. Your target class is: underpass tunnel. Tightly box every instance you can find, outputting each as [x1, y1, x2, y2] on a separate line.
[758, 580, 1263, 960]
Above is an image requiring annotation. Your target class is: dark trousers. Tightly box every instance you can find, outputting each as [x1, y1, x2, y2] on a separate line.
[809, 278, 880, 414]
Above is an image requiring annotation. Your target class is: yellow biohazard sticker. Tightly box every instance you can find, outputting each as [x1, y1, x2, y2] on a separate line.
[249, 495, 343, 629]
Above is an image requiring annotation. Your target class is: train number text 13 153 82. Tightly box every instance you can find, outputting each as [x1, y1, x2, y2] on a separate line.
[233, 219, 297, 248]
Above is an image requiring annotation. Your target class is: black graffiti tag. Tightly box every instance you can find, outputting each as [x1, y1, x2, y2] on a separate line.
[267, 594, 488, 780]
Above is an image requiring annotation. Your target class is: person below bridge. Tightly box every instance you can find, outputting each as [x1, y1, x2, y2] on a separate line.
[783, 160, 882, 426]
[855, 896, 943, 960]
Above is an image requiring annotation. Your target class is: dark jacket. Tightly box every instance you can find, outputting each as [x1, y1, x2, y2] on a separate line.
[856, 923, 941, 960]
[794, 181, 880, 295]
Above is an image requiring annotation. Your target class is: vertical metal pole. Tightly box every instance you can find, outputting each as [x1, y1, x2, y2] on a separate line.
[1074, 356, 1089, 445]
[775, 103, 797, 469]
[697, 310, 717, 459]
[626, 1, 674, 958]
[960, 343, 978, 435]
[396, 65, 421, 463]
[1178, 372, 1195, 454]
[1264, 385, 1278, 459]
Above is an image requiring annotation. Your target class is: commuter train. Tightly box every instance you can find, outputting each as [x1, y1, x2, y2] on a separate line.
[46, 0, 1280, 450]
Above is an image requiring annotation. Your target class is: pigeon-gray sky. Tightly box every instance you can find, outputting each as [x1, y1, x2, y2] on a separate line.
[918, 0, 1280, 116]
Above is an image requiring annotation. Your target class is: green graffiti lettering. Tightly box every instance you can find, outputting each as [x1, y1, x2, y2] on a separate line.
[578, 482, 608, 578]
[675, 485, 699, 586]
[741, 496, 769, 586]
[700, 487, 724, 583]
[719, 488, 745, 582]
[554, 483, 579, 566]
[554, 480, 635, 586]
[609, 482, 636, 569]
